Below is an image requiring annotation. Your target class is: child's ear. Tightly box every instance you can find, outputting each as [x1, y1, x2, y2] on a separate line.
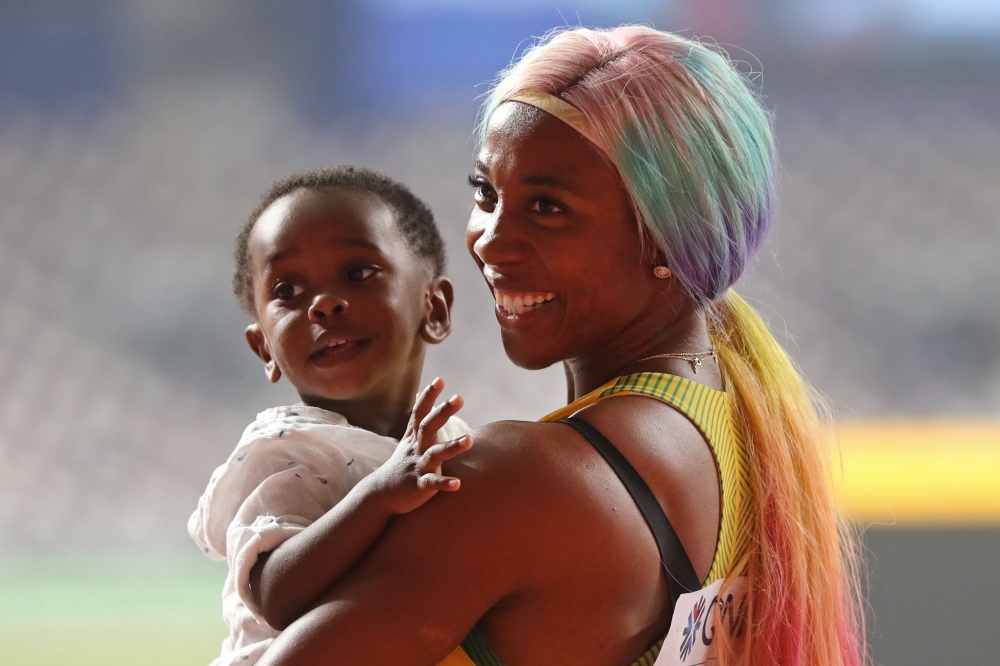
[245, 323, 282, 383]
[420, 276, 454, 345]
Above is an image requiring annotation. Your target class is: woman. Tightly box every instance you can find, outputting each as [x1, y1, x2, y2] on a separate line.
[255, 26, 865, 666]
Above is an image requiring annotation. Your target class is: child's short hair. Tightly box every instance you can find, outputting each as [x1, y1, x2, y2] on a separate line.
[233, 166, 447, 314]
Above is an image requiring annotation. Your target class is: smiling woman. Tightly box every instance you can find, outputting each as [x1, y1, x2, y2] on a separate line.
[253, 26, 867, 666]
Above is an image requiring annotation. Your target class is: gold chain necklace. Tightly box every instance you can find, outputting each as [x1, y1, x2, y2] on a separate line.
[631, 348, 717, 374]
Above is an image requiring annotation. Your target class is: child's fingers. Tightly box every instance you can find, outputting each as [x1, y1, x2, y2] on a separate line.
[416, 473, 461, 492]
[420, 435, 473, 471]
[405, 378, 444, 438]
[416, 394, 464, 452]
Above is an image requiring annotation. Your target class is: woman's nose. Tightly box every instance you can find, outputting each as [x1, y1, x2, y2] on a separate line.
[470, 209, 519, 267]
[308, 292, 349, 321]
[469, 220, 491, 266]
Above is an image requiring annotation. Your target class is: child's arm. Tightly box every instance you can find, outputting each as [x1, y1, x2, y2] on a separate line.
[249, 378, 472, 631]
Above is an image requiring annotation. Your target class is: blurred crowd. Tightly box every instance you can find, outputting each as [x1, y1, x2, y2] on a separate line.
[0, 1, 997, 555]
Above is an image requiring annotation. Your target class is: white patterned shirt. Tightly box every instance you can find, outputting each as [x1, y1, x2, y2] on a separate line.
[188, 404, 470, 666]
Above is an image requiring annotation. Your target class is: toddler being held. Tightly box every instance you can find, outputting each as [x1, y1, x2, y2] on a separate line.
[188, 167, 471, 666]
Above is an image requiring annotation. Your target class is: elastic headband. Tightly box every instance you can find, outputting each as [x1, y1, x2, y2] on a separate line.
[503, 91, 608, 156]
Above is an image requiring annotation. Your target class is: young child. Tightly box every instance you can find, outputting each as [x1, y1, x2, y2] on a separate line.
[188, 167, 472, 666]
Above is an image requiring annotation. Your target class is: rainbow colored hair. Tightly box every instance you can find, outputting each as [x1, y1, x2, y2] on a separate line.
[480, 26, 867, 666]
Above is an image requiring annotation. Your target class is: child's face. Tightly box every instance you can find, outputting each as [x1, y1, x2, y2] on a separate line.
[244, 187, 450, 404]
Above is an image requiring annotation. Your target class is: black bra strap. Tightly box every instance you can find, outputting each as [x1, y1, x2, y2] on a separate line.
[561, 417, 700, 607]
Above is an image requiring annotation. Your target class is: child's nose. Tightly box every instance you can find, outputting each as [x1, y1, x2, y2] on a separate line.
[308, 293, 349, 320]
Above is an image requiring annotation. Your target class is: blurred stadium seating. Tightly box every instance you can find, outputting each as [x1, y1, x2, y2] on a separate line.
[0, 2, 997, 664]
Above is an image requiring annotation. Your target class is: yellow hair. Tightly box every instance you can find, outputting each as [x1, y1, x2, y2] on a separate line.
[709, 291, 867, 666]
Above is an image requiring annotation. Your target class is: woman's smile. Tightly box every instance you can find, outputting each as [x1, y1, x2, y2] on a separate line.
[493, 288, 556, 317]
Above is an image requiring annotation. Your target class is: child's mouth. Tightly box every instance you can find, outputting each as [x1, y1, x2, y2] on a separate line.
[310, 338, 368, 366]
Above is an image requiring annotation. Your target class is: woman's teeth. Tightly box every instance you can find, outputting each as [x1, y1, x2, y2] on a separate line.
[494, 290, 556, 316]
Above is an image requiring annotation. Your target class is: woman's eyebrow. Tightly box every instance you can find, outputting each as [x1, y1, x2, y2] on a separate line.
[475, 158, 579, 193]
[520, 174, 578, 193]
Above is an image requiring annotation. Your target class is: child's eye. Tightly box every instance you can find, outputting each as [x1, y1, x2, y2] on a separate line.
[531, 197, 565, 214]
[273, 281, 303, 300]
[468, 174, 497, 206]
[346, 266, 377, 282]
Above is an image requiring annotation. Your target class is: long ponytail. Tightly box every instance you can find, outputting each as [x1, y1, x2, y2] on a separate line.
[709, 291, 865, 665]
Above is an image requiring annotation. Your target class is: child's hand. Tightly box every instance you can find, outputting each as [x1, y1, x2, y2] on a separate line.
[369, 377, 473, 515]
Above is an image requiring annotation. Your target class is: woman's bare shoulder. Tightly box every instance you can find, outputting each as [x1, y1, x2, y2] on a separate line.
[318, 419, 597, 613]
[444, 419, 590, 488]
[572, 392, 714, 462]
[433, 418, 632, 558]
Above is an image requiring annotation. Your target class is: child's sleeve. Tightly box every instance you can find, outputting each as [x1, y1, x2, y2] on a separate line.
[189, 411, 463, 624]
[231, 415, 471, 622]
[216, 422, 395, 622]
[187, 416, 393, 557]
[186, 424, 317, 561]
[225, 461, 349, 621]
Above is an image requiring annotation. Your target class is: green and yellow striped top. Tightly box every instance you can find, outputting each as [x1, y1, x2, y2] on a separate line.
[439, 372, 751, 666]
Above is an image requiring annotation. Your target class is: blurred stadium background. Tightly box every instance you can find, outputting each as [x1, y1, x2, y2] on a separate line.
[0, 1, 997, 664]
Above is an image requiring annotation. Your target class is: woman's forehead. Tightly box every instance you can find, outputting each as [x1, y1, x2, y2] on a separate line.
[485, 101, 549, 139]
[478, 102, 610, 181]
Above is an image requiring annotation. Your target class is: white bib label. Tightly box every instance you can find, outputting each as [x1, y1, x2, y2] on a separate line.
[655, 577, 748, 665]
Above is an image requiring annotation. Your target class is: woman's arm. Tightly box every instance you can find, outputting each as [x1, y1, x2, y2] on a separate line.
[251, 381, 472, 630]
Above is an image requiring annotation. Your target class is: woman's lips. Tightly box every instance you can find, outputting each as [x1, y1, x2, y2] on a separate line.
[493, 288, 556, 317]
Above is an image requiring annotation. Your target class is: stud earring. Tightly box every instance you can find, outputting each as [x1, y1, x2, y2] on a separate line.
[653, 266, 671, 279]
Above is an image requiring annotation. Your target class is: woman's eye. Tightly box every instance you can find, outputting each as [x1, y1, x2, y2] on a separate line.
[531, 198, 564, 214]
[273, 282, 303, 300]
[468, 175, 497, 205]
[346, 267, 377, 282]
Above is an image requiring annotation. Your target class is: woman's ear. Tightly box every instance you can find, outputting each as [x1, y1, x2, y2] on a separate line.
[245, 323, 282, 383]
[420, 276, 454, 345]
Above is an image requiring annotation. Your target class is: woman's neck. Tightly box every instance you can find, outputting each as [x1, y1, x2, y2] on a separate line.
[562, 299, 713, 402]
